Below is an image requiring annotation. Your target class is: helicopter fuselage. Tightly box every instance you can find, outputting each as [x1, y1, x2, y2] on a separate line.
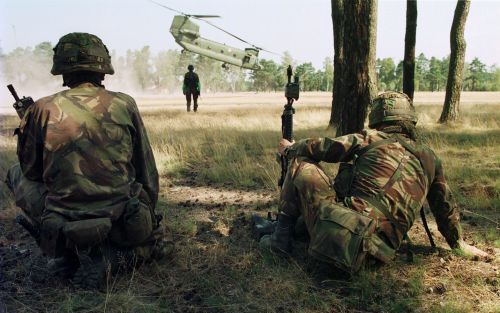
[170, 15, 260, 70]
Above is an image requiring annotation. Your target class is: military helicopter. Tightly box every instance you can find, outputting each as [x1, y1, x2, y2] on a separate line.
[150, 1, 264, 70]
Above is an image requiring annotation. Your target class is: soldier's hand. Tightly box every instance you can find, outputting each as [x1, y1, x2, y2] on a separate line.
[278, 139, 294, 156]
[456, 239, 491, 261]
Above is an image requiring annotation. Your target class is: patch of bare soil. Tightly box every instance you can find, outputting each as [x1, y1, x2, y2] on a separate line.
[164, 182, 276, 212]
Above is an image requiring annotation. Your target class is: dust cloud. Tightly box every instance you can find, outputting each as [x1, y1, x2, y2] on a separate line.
[0, 50, 171, 115]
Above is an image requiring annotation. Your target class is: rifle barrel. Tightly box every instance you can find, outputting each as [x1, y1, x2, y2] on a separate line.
[7, 84, 20, 102]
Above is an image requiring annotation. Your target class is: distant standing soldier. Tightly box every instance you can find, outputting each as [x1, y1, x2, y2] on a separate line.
[261, 91, 488, 273]
[5, 32, 173, 288]
[183, 64, 201, 112]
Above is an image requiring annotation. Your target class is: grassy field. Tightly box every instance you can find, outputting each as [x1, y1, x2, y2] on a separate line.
[0, 92, 498, 313]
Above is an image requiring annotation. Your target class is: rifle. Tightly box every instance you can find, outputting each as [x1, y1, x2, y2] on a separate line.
[7, 85, 40, 241]
[278, 65, 299, 187]
[251, 66, 299, 240]
[16, 214, 41, 244]
[7, 84, 35, 119]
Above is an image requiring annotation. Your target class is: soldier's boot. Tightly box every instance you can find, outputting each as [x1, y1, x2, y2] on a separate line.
[47, 249, 80, 278]
[72, 249, 107, 289]
[294, 215, 309, 242]
[187, 104, 191, 112]
[72, 243, 147, 289]
[151, 239, 175, 261]
[259, 213, 295, 254]
[193, 104, 198, 112]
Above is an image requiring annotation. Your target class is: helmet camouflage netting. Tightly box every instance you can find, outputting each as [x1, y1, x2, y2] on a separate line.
[51, 32, 114, 75]
[368, 91, 418, 128]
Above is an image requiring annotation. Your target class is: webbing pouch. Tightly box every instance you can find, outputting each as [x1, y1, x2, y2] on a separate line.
[62, 217, 111, 246]
[308, 202, 378, 274]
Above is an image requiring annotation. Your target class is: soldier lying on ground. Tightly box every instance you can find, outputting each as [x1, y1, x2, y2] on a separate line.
[260, 91, 488, 273]
[5, 32, 173, 288]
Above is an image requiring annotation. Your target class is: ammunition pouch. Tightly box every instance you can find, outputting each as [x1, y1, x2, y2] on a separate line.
[123, 199, 153, 245]
[108, 198, 154, 247]
[62, 217, 112, 246]
[308, 202, 395, 274]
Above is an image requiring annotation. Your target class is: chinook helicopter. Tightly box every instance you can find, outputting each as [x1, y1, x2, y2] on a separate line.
[151, 1, 264, 70]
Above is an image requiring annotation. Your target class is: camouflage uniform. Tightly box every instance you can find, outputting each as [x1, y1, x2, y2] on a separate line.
[5, 34, 170, 271]
[269, 92, 462, 272]
[183, 65, 200, 112]
[6, 83, 165, 258]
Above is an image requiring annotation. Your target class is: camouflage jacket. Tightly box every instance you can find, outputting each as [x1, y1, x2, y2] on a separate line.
[287, 129, 462, 249]
[183, 72, 200, 93]
[16, 83, 159, 221]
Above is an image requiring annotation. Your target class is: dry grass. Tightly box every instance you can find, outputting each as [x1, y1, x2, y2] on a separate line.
[0, 92, 498, 313]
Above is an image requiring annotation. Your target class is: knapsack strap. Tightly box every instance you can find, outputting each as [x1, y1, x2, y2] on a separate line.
[362, 150, 411, 237]
[351, 134, 435, 248]
[356, 137, 398, 158]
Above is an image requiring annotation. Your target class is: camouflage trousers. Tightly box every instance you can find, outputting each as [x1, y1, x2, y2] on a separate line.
[279, 157, 336, 231]
[279, 158, 395, 271]
[5, 164, 168, 260]
[185, 92, 199, 112]
[5, 164, 47, 228]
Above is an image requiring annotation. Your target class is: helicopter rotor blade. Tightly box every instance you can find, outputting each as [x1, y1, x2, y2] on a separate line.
[149, 0, 186, 15]
[189, 15, 221, 18]
[195, 18, 260, 50]
[149, 1, 220, 19]
[193, 18, 283, 56]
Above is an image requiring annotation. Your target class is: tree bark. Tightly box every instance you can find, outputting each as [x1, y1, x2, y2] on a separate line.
[403, 0, 417, 101]
[331, 0, 378, 135]
[439, 0, 470, 123]
[328, 0, 344, 129]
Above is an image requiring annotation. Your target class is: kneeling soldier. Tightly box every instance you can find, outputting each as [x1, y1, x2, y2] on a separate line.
[261, 92, 488, 273]
[5, 33, 173, 288]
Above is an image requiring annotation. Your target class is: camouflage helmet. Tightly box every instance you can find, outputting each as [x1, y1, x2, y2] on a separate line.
[368, 91, 417, 128]
[188, 64, 194, 71]
[51, 32, 114, 75]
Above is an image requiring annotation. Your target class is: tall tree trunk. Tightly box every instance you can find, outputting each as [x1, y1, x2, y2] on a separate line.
[333, 0, 378, 136]
[439, 0, 470, 123]
[328, 0, 344, 129]
[403, 0, 417, 101]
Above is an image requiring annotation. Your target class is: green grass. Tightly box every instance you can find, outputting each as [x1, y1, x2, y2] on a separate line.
[0, 100, 498, 313]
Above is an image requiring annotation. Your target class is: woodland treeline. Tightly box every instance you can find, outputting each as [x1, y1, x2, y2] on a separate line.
[1, 42, 499, 93]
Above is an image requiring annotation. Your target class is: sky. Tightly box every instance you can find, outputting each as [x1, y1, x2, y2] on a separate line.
[0, 0, 499, 69]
